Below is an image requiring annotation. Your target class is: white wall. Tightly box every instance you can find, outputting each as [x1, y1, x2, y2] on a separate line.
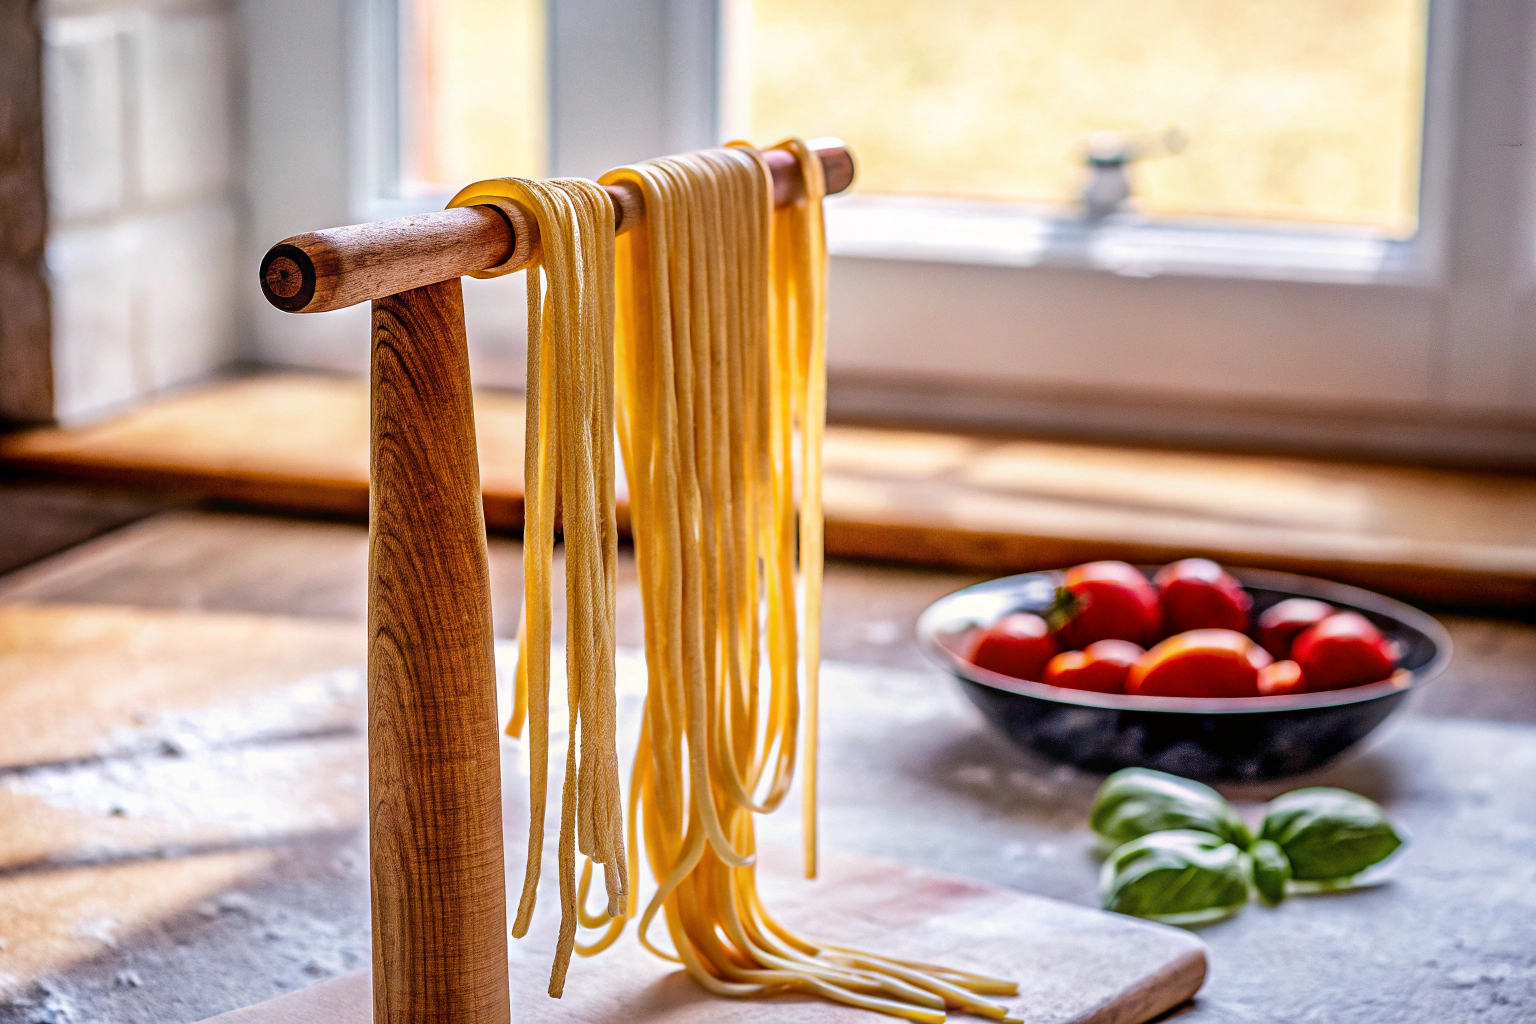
[42, 0, 241, 422]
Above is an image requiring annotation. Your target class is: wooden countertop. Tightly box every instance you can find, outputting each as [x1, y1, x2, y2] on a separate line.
[3, 373, 1534, 607]
[0, 510, 1533, 1022]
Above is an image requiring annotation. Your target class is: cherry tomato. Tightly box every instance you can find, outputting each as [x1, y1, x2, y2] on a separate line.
[1256, 659, 1307, 697]
[966, 612, 1059, 682]
[1153, 558, 1252, 634]
[1044, 639, 1144, 694]
[1126, 628, 1273, 698]
[1291, 612, 1398, 691]
[1256, 597, 1335, 660]
[1051, 561, 1162, 648]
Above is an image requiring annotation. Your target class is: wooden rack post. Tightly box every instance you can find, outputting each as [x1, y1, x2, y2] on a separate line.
[368, 277, 508, 1024]
[259, 141, 853, 1024]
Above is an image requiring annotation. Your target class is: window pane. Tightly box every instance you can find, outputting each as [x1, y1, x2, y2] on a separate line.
[739, 0, 1427, 235]
[402, 0, 546, 192]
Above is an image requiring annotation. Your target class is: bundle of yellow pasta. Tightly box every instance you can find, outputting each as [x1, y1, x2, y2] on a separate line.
[456, 143, 1018, 1022]
[447, 176, 626, 997]
[589, 143, 1018, 1023]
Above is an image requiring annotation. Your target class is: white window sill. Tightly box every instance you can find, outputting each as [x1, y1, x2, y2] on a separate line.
[825, 195, 1430, 287]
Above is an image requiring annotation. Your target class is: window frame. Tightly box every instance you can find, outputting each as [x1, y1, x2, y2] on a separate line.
[729, 0, 1536, 451]
[725, 0, 1455, 289]
[243, 0, 1536, 460]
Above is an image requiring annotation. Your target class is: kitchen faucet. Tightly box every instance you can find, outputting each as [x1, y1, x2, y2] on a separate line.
[1080, 127, 1187, 222]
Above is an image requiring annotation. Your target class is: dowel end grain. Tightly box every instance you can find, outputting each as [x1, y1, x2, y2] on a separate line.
[260, 245, 316, 312]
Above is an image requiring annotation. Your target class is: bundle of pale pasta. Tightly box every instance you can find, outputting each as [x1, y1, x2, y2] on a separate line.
[456, 143, 1018, 1022]
[447, 176, 626, 997]
[585, 143, 1018, 1023]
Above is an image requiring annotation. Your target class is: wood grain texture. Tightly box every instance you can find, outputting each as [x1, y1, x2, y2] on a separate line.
[0, 598, 1196, 1024]
[368, 281, 508, 1024]
[196, 850, 1206, 1024]
[4, 375, 1536, 608]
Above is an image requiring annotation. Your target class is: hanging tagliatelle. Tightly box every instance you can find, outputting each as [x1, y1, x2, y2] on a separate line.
[451, 143, 1019, 1022]
[446, 175, 626, 998]
[589, 142, 1018, 1023]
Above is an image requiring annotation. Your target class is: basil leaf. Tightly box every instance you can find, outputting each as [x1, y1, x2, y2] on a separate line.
[1247, 839, 1291, 905]
[1090, 768, 1253, 849]
[1100, 830, 1250, 924]
[1260, 787, 1404, 881]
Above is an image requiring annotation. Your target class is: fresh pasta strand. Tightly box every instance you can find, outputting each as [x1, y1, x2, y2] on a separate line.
[446, 176, 626, 998]
[776, 138, 828, 884]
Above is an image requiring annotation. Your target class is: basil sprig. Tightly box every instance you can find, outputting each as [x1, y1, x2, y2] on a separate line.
[1088, 770, 1406, 923]
[1089, 768, 1253, 849]
[1099, 830, 1249, 924]
[1260, 787, 1404, 882]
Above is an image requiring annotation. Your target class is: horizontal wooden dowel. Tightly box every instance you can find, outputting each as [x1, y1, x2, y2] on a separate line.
[262, 140, 856, 314]
[263, 207, 516, 314]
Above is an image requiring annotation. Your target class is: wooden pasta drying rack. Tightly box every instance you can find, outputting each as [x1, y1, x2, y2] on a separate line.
[228, 140, 1204, 1024]
[256, 143, 855, 1024]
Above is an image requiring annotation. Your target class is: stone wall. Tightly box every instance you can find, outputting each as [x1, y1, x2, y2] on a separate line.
[40, 0, 240, 421]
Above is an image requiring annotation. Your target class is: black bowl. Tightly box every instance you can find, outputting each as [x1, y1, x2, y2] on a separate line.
[917, 567, 1452, 780]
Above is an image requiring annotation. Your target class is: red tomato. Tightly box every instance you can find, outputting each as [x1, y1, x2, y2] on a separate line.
[966, 612, 1059, 682]
[1153, 558, 1252, 634]
[1256, 597, 1335, 660]
[1126, 629, 1273, 698]
[1256, 659, 1307, 697]
[1291, 612, 1398, 691]
[1044, 639, 1144, 694]
[1051, 561, 1162, 648]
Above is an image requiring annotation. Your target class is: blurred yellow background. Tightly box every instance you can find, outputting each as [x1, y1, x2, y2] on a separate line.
[743, 0, 1427, 234]
[405, 0, 547, 190]
[407, 0, 1427, 236]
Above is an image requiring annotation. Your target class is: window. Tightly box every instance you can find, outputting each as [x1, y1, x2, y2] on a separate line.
[246, 0, 1536, 458]
[735, 0, 1428, 235]
[398, 0, 546, 194]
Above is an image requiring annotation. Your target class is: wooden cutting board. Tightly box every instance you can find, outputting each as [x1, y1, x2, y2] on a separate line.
[202, 848, 1206, 1024]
